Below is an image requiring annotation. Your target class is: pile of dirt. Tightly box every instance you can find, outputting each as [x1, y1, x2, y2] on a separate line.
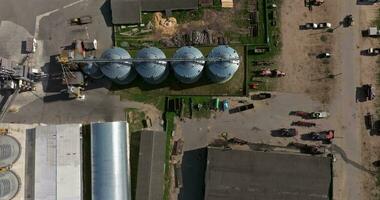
[152, 12, 178, 36]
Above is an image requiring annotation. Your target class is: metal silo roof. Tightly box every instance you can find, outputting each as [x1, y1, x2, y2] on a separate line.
[100, 47, 136, 84]
[0, 171, 19, 200]
[172, 46, 205, 84]
[135, 47, 168, 84]
[207, 45, 240, 83]
[0, 135, 20, 168]
[82, 56, 104, 79]
[91, 121, 131, 200]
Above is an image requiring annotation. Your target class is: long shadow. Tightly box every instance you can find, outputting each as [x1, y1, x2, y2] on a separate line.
[100, 0, 112, 27]
[331, 144, 376, 175]
[356, 86, 367, 102]
[42, 55, 66, 93]
[178, 148, 207, 200]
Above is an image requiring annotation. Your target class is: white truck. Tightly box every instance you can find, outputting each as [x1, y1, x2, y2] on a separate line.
[366, 27, 380, 37]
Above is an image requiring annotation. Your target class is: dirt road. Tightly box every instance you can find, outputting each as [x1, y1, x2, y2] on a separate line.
[330, 1, 362, 199]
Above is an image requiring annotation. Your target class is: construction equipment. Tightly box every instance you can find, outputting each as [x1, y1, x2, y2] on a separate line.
[309, 130, 335, 143]
[70, 16, 92, 25]
[291, 121, 316, 127]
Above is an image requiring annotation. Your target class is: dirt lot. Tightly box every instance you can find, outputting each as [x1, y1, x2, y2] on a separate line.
[276, 0, 340, 104]
[357, 4, 380, 200]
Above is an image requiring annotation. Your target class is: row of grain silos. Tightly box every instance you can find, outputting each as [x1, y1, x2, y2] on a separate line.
[82, 45, 240, 85]
[0, 135, 21, 200]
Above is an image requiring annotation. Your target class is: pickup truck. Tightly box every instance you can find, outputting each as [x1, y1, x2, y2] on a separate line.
[70, 16, 92, 25]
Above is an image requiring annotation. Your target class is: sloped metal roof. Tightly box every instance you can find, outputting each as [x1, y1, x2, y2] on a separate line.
[0, 171, 19, 200]
[0, 135, 20, 168]
[207, 45, 240, 83]
[135, 47, 168, 84]
[172, 46, 205, 84]
[100, 48, 136, 84]
[91, 122, 131, 200]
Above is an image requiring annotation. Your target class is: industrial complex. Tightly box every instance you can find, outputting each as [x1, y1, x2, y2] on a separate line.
[0, 0, 379, 200]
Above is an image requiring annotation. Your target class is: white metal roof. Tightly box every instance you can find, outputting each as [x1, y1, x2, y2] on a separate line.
[34, 124, 82, 200]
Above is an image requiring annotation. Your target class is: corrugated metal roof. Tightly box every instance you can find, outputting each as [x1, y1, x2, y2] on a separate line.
[172, 46, 205, 84]
[34, 124, 82, 200]
[135, 47, 168, 84]
[141, 0, 198, 11]
[0, 135, 20, 168]
[207, 45, 240, 83]
[0, 171, 19, 200]
[91, 122, 131, 200]
[100, 47, 137, 84]
[135, 131, 166, 200]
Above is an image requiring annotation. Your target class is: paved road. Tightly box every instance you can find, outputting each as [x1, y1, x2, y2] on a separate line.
[331, 1, 362, 199]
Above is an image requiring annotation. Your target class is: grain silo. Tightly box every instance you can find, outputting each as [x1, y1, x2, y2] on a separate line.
[172, 46, 205, 84]
[0, 135, 20, 168]
[207, 45, 240, 83]
[0, 171, 20, 200]
[99, 47, 136, 85]
[91, 121, 131, 200]
[135, 47, 168, 84]
[82, 56, 104, 79]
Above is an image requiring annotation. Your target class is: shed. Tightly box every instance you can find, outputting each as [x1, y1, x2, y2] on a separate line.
[221, 0, 234, 8]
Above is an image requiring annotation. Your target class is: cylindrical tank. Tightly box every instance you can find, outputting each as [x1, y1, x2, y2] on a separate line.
[172, 46, 205, 84]
[135, 47, 168, 84]
[207, 45, 240, 83]
[91, 122, 130, 200]
[99, 47, 136, 85]
[82, 56, 104, 79]
[0, 135, 20, 168]
[0, 171, 20, 200]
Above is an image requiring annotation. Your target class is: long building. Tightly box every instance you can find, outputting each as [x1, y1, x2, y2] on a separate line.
[111, 0, 199, 24]
[33, 124, 82, 200]
[91, 121, 131, 200]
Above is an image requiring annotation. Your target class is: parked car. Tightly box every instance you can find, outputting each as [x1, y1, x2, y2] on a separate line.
[317, 22, 332, 29]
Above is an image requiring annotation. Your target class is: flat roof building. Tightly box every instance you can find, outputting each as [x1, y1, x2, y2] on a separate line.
[33, 124, 82, 200]
[205, 148, 332, 200]
[135, 130, 166, 200]
[111, 0, 198, 24]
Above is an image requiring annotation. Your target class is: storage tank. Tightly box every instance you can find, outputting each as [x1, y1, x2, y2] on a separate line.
[82, 56, 104, 79]
[99, 47, 136, 85]
[135, 47, 168, 84]
[172, 46, 205, 84]
[207, 45, 240, 83]
[0, 135, 20, 168]
[91, 122, 131, 200]
[0, 171, 20, 200]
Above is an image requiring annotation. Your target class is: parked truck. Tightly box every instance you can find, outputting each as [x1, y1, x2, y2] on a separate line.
[365, 27, 380, 37]
[70, 16, 92, 25]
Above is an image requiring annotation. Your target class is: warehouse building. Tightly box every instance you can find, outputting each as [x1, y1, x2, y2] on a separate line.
[33, 124, 82, 200]
[111, 0, 199, 24]
[135, 130, 166, 200]
[91, 121, 131, 200]
[205, 148, 332, 200]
